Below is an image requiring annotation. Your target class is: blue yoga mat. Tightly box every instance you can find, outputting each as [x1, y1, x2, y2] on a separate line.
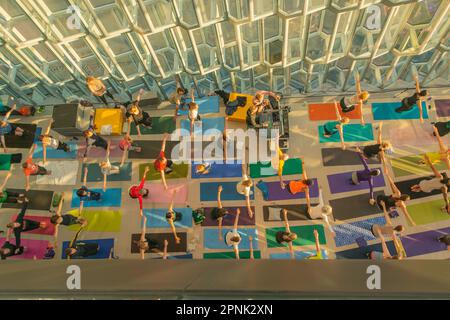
[200, 181, 254, 201]
[203, 228, 258, 250]
[191, 162, 242, 179]
[177, 96, 220, 115]
[33, 127, 42, 143]
[155, 253, 193, 260]
[335, 241, 396, 259]
[319, 124, 374, 143]
[70, 188, 122, 208]
[270, 250, 329, 260]
[333, 216, 386, 247]
[180, 117, 224, 136]
[372, 101, 428, 120]
[61, 238, 114, 259]
[33, 141, 78, 159]
[144, 208, 193, 228]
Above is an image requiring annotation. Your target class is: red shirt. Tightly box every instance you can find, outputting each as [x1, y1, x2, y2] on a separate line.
[153, 151, 166, 171]
[23, 159, 38, 176]
[119, 138, 131, 151]
[129, 175, 146, 210]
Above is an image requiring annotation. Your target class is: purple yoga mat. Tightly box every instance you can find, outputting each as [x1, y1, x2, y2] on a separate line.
[327, 169, 385, 194]
[435, 99, 450, 118]
[265, 179, 319, 201]
[202, 206, 255, 226]
[401, 227, 450, 257]
[77, 139, 124, 159]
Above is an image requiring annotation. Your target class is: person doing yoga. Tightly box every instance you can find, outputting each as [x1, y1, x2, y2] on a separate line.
[213, 185, 229, 240]
[120, 122, 142, 166]
[166, 190, 182, 244]
[129, 166, 150, 217]
[77, 167, 102, 214]
[272, 132, 290, 189]
[154, 133, 173, 190]
[359, 123, 393, 160]
[83, 115, 108, 159]
[22, 144, 51, 191]
[65, 227, 100, 260]
[275, 209, 298, 259]
[248, 235, 255, 260]
[395, 75, 428, 123]
[175, 89, 200, 136]
[0, 230, 24, 260]
[38, 119, 71, 164]
[339, 72, 369, 125]
[0, 171, 26, 205]
[100, 140, 120, 191]
[224, 208, 242, 260]
[305, 230, 325, 260]
[431, 125, 450, 170]
[237, 164, 254, 218]
[169, 78, 188, 108]
[353, 147, 381, 205]
[432, 121, 450, 138]
[305, 187, 335, 236]
[322, 101, 349, 150]
[125, 88, 152, 136]
[287, 159, 314, 195]
[0, 104, 25, 153]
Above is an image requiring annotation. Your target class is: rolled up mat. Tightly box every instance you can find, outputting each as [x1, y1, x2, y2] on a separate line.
[270, 250, 328, 260]
[0, 154, 12, 170]
[10, 215, 55, 236]
[395, 175, 442, 200]
[262, 204, 317, 221]
[144, 208, 193, 228]
[127, 140, 178, 160]
[130, 116, 176, 135]
[200, 181, 254, 201]
[401, 227, 450, 257]
[61, 238, 115, 259]
[1, 189, 54, 210]
[35, 160, 79, 185]
[335, 241, 396, 259]
[70, 188, 122, 208]
[249, 158, 302, 178]
[406, 199, 450, 225]
[319, 123, 374, 143]
[328, 191, 384, 220]
[66, 210, 122, 232]
[333, 216, 387, 247]
[203, 228, 258, 250]
[143, 182, 188, 204]
[4, 123, 38, 148]
[308, 102, 361, 121]
[82, 162, 132, 182]
[435, 99, 450, 118]
[0, 238, 48, 260]
[391, 153, 447, 178]
[201, 206, 255, 226]
[138, 162, 189, 181]
[33, 141, 78, 159]
[191, 162, 242, 179]
[176, 96, 220, 115]
[266, 225, 326, 248]
[203, 251, 261, 259]
[321, 147, 380, 166]
[77, 139, 124, 159]
[180, 117, 224, 136]
[264, 179, 319, 201]
[327, 169, 385, 194]
[372, 101, 428, 120]
[130, 232, 187, 253]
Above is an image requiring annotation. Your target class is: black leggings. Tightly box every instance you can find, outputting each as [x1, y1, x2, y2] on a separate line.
[99, 91, 115, 104]
[4, 191, 23, 204]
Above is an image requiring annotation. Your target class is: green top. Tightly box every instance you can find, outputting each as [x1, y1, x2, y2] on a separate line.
[0, 190, 8, 203]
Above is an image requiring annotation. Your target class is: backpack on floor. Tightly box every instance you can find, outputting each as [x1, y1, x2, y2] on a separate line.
[192, 208, 205, 225]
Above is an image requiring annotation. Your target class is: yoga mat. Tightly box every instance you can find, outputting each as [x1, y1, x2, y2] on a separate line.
[321, 147, 380, 166]
[265, 179, 319, 201]
[177, 96, 220, 115]
[127, 140, 178, 160]
[77, 139, 124, 159]
[401, 227, 450, 257]
[144, 208, 193, 228]
[35, 160, 79, 185]
[0, 238, 48, 260]
[166, 253, 193, 260]
[61, 238, 115, 259]
[335, 241, 396, 259]
[262, 204, 315, 221]
[333, 216, 387, 247]
[327, 169, 385, 194]
[70, 188, 122, 208]
[407, 199, 450, 225]
[82, 162, 132, 182]
[1, 189, 54, 210]
[130, 116, 176, 135]
[66, 210, 122, 232]
[33, 141, 78, 159]
[391, 153, 447, 178]
[319, 123, 374, 143]
[4, 123, 38, 148]
[143, 183, 188, 204]
[0, 154, 12, 170]
[328, 191, 385, 220]
[270, 250, 329, 260]
[308, 102, 361, 121]
[372, 101, 428, 120]
[203, 251, 261, 259]
[435, 99, 450, 118]
[130, 232, 187, 253]
[138, 162, 189, 181]
[202, 206, 256, 226]
[180, 117, 224, 136]
[200, 181, 254, 201]
[191, 162, 242, 179]
[395, 176, 442, 200]
[388, 123, 437, 147]
[203, 228, 258, 250]
[266, 225, 326, 248]
[249, 158, 302, 178]
[10, 214, 55, 236]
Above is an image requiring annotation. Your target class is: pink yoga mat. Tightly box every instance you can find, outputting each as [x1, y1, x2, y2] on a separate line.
[77, 139, 124, 158]
[0, 237, 49, 260]
[11, 215, 55, 236]
[143, 183, 188, 204]
[389, 123, 449, 147]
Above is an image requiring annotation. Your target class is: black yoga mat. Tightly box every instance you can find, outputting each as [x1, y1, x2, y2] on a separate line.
[395, 176, 443, 200]
[321, 147, 381, 166]
[130, 232, 187, 253]
[335, 241, 396, 259]
[329, 191, 385, 221]
[1, 189, 54, 211]
[127, 140, 179, 159]
[4, 123, 38, 148]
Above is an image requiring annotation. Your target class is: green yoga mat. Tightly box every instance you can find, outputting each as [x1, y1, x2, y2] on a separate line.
[0, 154, 11, 171]
[266, 225, 326, 248]
[407, 200, 450, 225]
[67, 210, 122, 232]
[391, 153, 447, 178]
[249, 158, 302, 178]
[130, 116, 176, 135]
[138, 162, 189, 181]
[203, 251, 261, 259]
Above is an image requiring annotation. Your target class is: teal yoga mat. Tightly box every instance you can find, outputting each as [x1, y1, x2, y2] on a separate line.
[319, 123, 374, 143]
[372, 101, 428, 120]
[144, 208, 193, 228]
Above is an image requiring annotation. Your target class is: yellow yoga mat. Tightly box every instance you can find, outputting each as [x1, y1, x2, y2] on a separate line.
[67, 210, 122, 232]
[228, 92, 253, 122]
[391, 152, 447, 178]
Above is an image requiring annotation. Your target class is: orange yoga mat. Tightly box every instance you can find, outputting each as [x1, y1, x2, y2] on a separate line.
[308, 102, 361, 121]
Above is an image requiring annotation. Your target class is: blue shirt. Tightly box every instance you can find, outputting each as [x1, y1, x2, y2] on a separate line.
[0, 123, 12, 135]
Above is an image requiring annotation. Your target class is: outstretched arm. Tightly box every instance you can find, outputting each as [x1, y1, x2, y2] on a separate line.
[217, 185, 223, 209]
[223, 117, 228, 161]
[168, 190, 176, 213]
[3, 104, 16, 121]
[398, 202, 416, 226]
[163, 239, 168, 260]
[233, 208, 240, 231]
[169, 218, 180, 244]
[414, 75, 424, 124]
[120, 137, 128, 167]
[424, 154, 442, 179]
[249, 235, 254, 260]
[283, 209, 291, 234]
[355, 73, 365, 125]
[379, 233, 393, 259]
[334, 100, 342, 121]
[433, 125, 448, 154]
[140, 217, 147, 260]
[190, 88, 195, 103]
[313, 229, 321, 255]
[0, 171, 12, 191]
[377, 122, 383, 145]
[382, 201, 393, 226]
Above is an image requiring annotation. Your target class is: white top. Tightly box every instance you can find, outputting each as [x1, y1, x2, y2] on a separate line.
[43, 136, 59, 149]
[225, 229, 241, 247]
[308, 188, 326, 219]
[188, 108, 198, 120]
[236, 174, 252, 196]
[101, 158, 119, 175]
[419, 177, 443, 193]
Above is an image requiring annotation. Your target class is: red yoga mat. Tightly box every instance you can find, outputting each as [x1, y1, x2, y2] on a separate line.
[308, 102, 362, 121]
[11, 215, 55, 236]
